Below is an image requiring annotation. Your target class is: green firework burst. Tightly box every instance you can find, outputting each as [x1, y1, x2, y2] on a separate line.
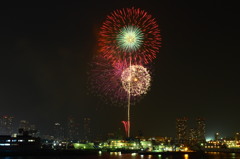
[116, 25, 144, 52]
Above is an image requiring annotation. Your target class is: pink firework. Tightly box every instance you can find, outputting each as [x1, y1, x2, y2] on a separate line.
[88, 56, 145, 106]
[99, 7, 161, 65]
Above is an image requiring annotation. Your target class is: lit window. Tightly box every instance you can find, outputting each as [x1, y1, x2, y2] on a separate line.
[0, 143, 10, 146]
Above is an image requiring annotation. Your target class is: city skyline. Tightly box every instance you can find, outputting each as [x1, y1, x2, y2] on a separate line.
[0, 1, 240, 139]
[0, 114, 239, 142]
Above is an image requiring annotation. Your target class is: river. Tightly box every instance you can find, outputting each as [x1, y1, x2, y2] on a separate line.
[1, 152, 240, 159]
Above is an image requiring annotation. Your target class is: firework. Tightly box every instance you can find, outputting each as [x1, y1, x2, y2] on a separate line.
[117, 25, 143, 52]
[88, 56, 143, 106]
[99, 7, 161, 64]
[121, 121, 130, 137]
[121, 65, 151, 96]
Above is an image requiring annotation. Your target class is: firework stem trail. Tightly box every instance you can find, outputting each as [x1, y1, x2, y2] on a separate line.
[127, 55, 131, 138]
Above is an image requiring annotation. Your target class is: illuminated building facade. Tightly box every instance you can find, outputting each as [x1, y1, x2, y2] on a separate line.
[176, 117, 206, 145]
[19, 120, 30, 131]
[53, 122, 64, 141]
[215, 132, 220, 141]
[0, 135, 41, 150]
[0, 116, 14, 135]
[67, 117, 80, 142]
[196, 118, 205, 142]
[189, 128, 197, 143]
[176, 117, 188, 144]
[235, 132, 240, 141]
[18, 120, 38, 137]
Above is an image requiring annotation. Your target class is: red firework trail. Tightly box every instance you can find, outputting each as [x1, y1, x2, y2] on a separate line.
[121, 120, 130, 137]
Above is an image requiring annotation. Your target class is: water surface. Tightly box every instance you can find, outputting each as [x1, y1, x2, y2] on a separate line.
[1, 152, 240, 159]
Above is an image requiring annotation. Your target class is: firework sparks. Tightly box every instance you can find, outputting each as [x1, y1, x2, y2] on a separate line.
[121, 65, 151, 96]
[117, 25, 143, 52]
[88, 56, 144, 106]
[99, 7, 161, 64]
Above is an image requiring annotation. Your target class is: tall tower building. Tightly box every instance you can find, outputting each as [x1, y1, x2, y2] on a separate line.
[67, 117, 80, 142]
[83, 117, 91, 141]
[53, 123, 64, 141]
[235, 132, 240, 141]
[19, 120, 38, 137]
[196, 118, 206, 142]
[19, 120, 30, 131]
[176, 117, 188, 144]
[215, 132, 220, 141]
[189, 128, 197, 141]
[0, 116, 14, 135]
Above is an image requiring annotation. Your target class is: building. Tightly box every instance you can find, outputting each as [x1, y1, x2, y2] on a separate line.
[0, 135, 41, 151]
[235, 132, 240, 141]
[18, 120, 38, 137]
[67, 117, 80, 142]
[0, 116, 14, 135]
[53, 123, 64, 141]
[196, 118, 206, 142]
[83, 117, 91, 141]
[215, 132, 220, 141]
[19, 120, 30, 131]
[189, 128, 197, 142]
[176, 117, 188, 144]
[176, 117, 206, 145]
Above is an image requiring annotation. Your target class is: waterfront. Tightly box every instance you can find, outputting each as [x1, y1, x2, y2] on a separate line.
[1, 152, 240, 159]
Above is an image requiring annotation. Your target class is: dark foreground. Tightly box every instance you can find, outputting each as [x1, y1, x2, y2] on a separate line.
[0, 149, 201, 157]
[1, 150, 240, 159]
[1, 152, 240, 159]
[0, 149, 98, 156]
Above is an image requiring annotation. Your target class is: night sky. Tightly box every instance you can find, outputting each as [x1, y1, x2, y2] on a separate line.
[0, 1, 239, 139]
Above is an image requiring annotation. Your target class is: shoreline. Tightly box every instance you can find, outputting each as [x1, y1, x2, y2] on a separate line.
[1, 149, 240, 157]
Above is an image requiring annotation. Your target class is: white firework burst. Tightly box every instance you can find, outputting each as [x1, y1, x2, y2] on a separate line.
[121, 65, 151, 96]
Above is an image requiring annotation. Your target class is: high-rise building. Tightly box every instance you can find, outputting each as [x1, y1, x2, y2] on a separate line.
[19, 120, 30, 131]
[189, 128, 197, 141]
[18, 120, 39, 137]
[67, 117, 80, 142]
[0, 116, 14, 135]
[235, 132, 240, 141]
[53, 123, 64, 141]
[83, 117, 91, 140]
[215, 132, 220, 141]
[196, 118, 206, 142]
[176, 117, 188, 144]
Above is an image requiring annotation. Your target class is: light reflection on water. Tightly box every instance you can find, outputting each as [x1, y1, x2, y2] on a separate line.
[1, 152, 240, 159]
